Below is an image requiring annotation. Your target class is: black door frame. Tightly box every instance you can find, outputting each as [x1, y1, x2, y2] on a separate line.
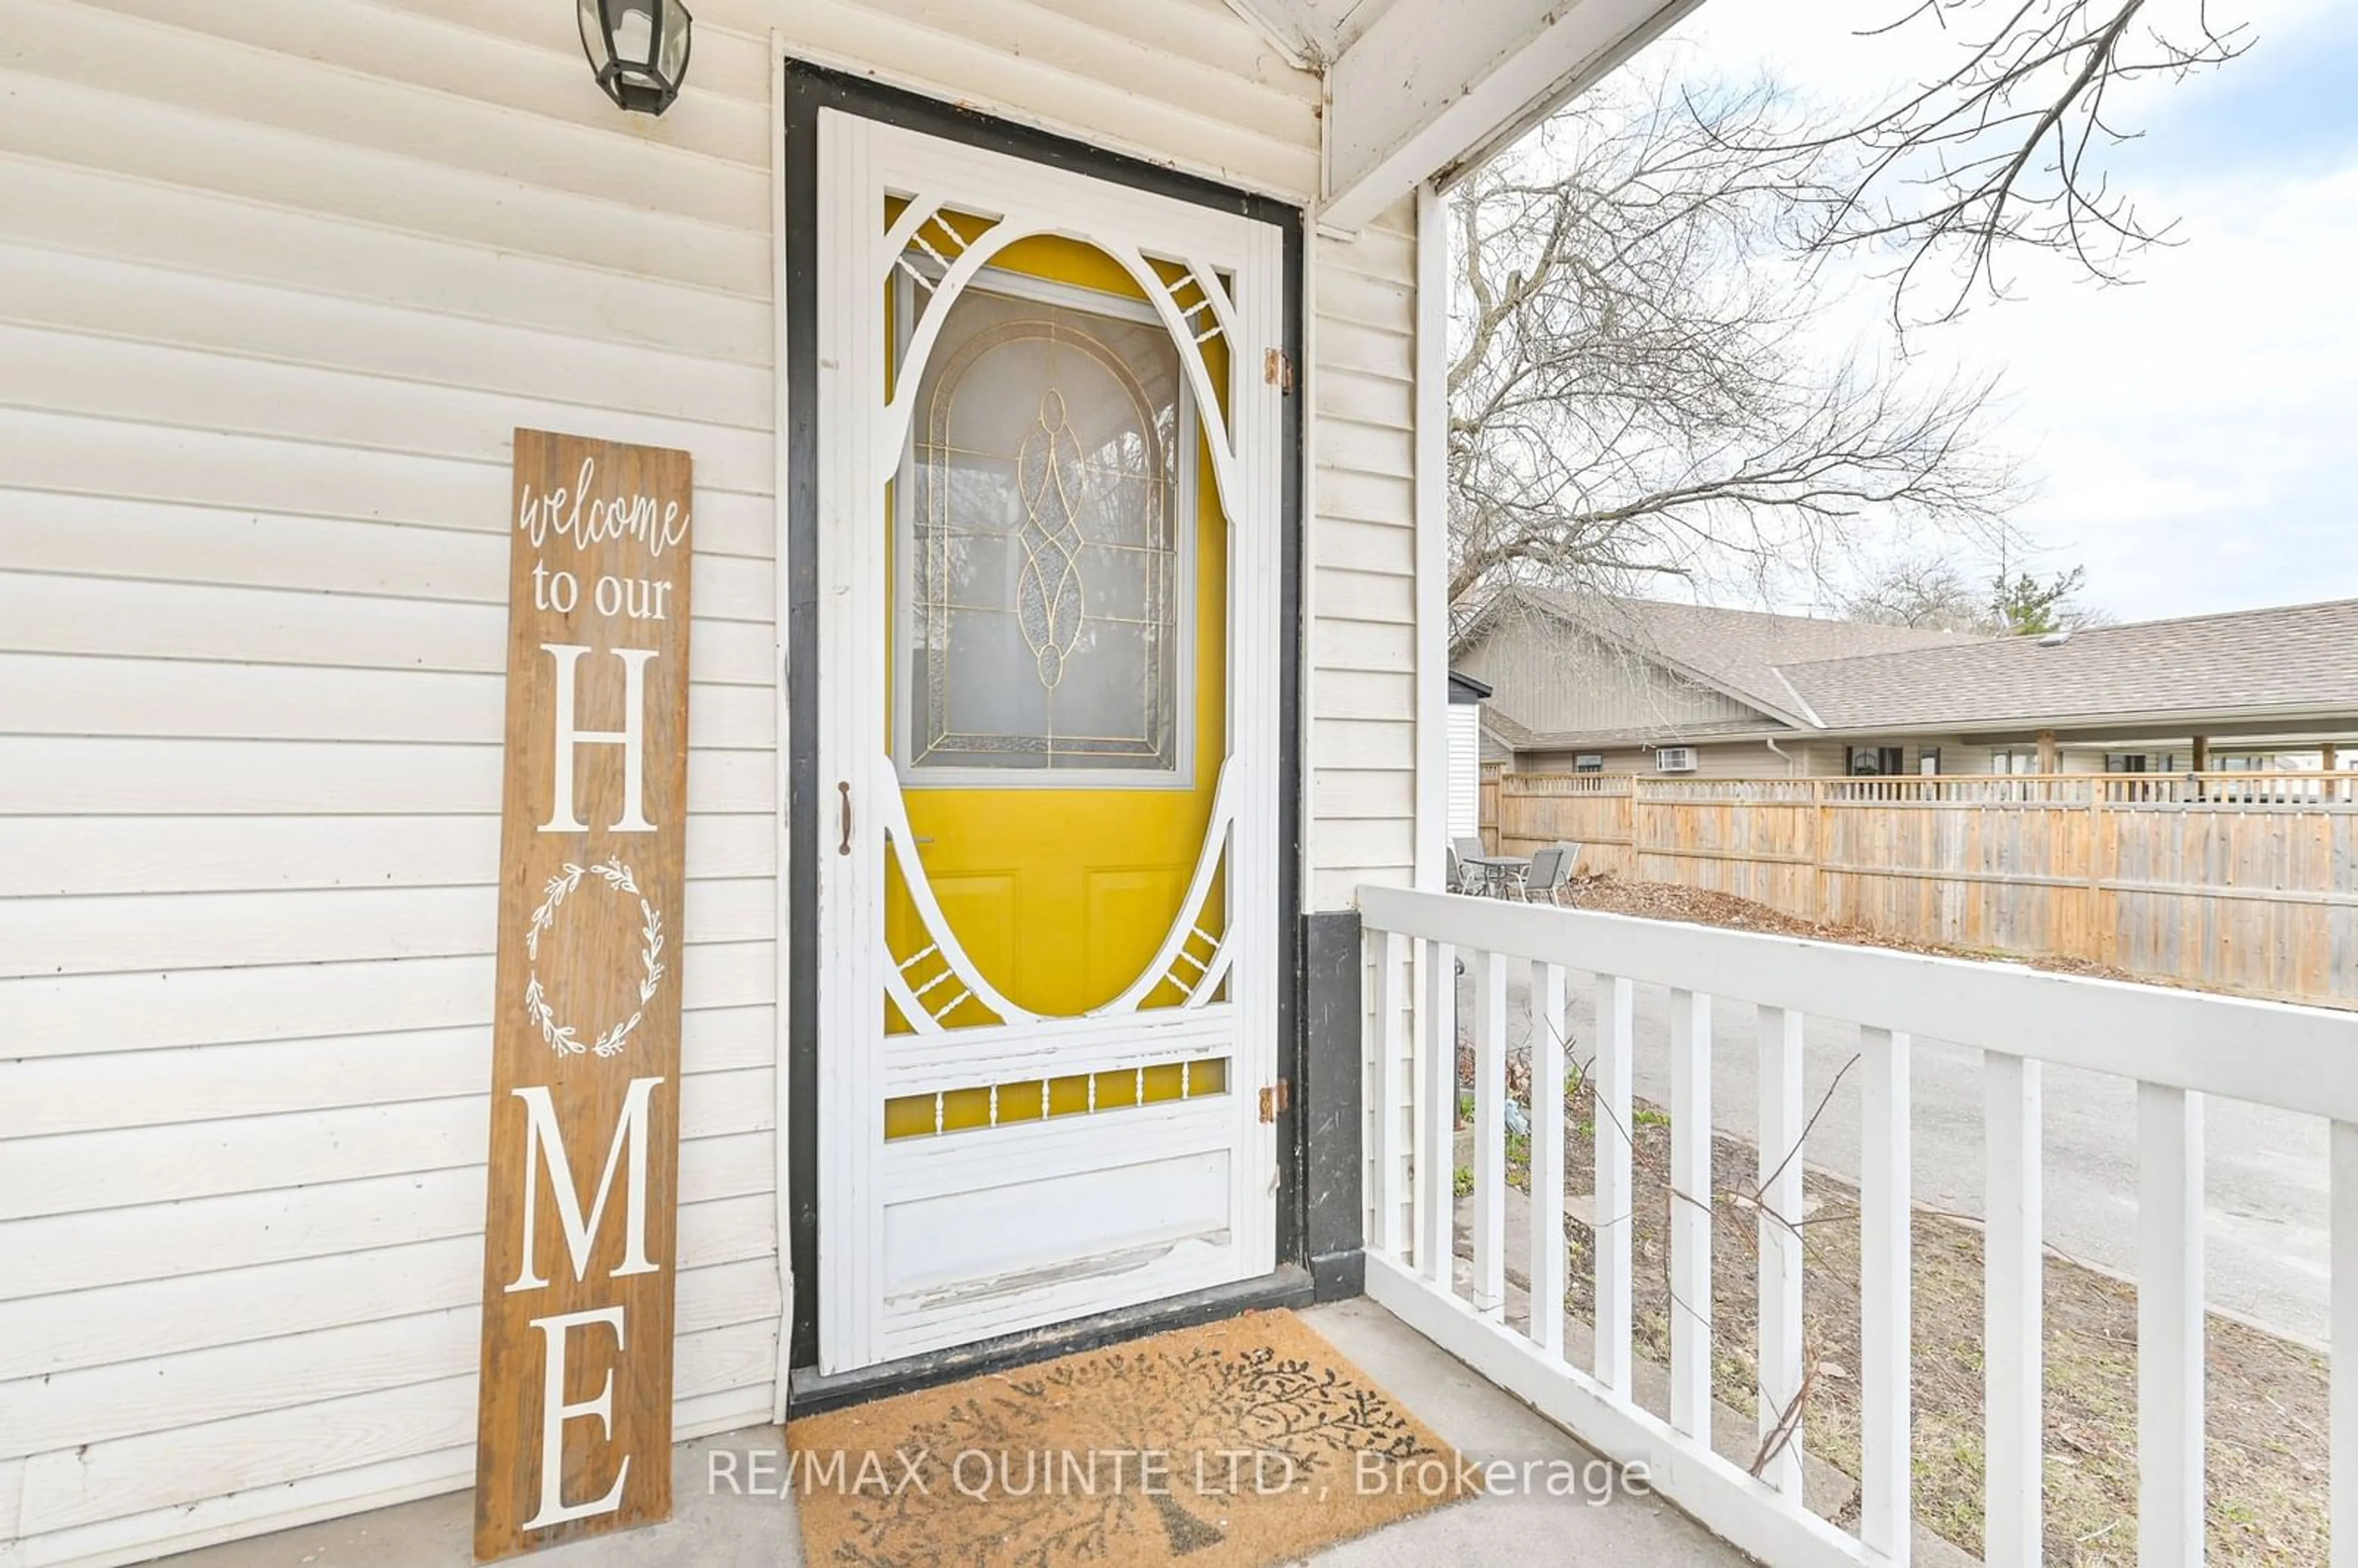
[782, 61, 1309, 1380]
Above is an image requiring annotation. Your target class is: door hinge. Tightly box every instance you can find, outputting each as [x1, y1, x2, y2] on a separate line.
[1263, 347, 1294, 392]
[1258, 1079, 1291, 1123]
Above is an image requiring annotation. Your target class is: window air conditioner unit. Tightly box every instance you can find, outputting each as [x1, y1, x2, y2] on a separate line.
[1656, 746, 1699, 774]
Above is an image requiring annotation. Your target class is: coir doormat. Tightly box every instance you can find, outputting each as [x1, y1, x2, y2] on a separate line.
[787, 1310, 1476, 1566]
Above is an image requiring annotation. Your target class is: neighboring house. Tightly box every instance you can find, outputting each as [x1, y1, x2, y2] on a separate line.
[1457, 592, 2358, 776]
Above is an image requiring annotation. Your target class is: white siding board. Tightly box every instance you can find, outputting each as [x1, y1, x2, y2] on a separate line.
[1312, 769, 1419, 820]
[0, 490, 777, 590]
[1315, 670, 1419, 721]
[1312, 317, 1422, 382]
[0, 325, 774, 491]
[1, 1134, 777, 1304]
[1320, 221, 1417, 280]
[0, 157, 774, 364]
[0, 72, 772, 296]
[0, 244, 773, 430]
[0, 659, 774, 747]
[0, 815, 776, 899]
[1314, 266, 1416, 332]
[1315, 720, 1418, 772]
[1313, 416, 1417, 480]
[0, 1068, 773, 1222]
[16, 1319, 780, 1536]
[378, 0, 778, 101]
[2, 739, 773, 817]
[0, 1193, 779, 1383]
[1314, 818, 1417, 869]
[2, 880, 774, 979]
[1312, 365, 1415, 429]
[12, 1387, 771, 1568]
[1, 1006, 777, 1140]
[1315, 566, 1417, 623]
[4, 1, 771, 228]
[1311, 516, 1417, 576]
[0, 1465, 18, 1568]
[0, 1257, 780, 1461]
[1312, 618, 1418, 675]
[71, 0, 775, 163]
[1316, 468, 1417, 527]
[0, 573, 774, 686]
[0, 411, 792, 551]
[3, 943, 777, 1062]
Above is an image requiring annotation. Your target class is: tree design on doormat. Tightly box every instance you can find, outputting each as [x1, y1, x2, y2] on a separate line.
[819, 1336, 1459, 1566]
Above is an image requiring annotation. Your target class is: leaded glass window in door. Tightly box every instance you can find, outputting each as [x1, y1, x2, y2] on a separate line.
[895, 272, 1189, 779]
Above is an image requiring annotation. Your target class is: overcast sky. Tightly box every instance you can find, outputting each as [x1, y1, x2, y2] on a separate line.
[1662, 0, 2358, 623]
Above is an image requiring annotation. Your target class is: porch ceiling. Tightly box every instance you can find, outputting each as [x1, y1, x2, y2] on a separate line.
[1233, 0, 1706, 233]
[1223, 0, 1404, 63]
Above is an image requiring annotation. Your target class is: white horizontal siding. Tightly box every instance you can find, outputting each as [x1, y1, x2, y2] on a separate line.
[1309, 201, 1421, 909]
[0, 4, 789, 1563]
[0, 4, 1398, 1566]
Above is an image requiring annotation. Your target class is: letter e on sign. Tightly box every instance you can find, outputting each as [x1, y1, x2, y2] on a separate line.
[475, 430, 694, 1561]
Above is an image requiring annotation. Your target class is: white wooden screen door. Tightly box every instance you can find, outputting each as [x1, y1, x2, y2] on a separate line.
[813, 110, 1286, 1374]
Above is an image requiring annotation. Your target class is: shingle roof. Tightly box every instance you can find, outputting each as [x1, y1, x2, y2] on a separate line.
[1780, 597, 2358, 731]
[1468, 589, 2358, 742]
[1508, 593, 1985, 723]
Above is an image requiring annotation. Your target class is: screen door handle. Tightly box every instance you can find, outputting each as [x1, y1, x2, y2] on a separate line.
[837, 781, 852, 856]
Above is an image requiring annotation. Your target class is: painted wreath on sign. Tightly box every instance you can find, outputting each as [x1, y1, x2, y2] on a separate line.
[522, 859, 666, 1059]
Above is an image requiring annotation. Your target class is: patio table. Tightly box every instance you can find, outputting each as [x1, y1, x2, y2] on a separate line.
[1463, 853, 1530, 897]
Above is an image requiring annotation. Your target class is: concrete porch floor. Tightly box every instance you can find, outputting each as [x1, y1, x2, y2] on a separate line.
[154, 1298, 1745, 1568]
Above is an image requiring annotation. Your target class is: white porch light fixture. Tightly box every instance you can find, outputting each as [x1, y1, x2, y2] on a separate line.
[577, 0, 693, 116]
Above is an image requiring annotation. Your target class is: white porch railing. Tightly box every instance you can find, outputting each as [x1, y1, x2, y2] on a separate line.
[1355, 882, 2358, 1568]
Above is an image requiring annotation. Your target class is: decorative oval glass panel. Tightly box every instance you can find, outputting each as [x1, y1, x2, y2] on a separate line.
[900, 279, 1186, 777]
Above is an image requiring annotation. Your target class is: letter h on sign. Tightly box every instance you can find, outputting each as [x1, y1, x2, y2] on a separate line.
[541, 643, 660, 833]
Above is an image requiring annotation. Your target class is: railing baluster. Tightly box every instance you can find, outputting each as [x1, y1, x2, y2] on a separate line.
[1372, 930, 1406, 1259]
[1669, 987, 1713, 1444]
[1861, 1026, 1913, 1562]
[1984, 1050, 2044, 1568]
[1530, 961, 1568, 1359]
[2138, 1082, 2205, 1568]
[1596, 973, 1636, 1395]
[1418, 939, 1457, 1288]
[2334, 1121, 2358, 1568]
[1756, 1004, 1805, 1498]
[1471, 949, 1508, 1321]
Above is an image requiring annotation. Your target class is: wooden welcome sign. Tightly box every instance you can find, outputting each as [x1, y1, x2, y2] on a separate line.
[475, 430, 694, 1560]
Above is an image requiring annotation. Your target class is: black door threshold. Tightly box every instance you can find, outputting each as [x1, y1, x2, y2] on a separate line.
[787, 1265, 1318, 1418]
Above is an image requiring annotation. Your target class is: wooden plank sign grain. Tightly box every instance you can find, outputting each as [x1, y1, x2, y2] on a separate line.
[475, 430, 694, 1561]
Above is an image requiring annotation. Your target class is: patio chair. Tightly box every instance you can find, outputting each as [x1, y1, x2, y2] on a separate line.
[1501, 844, 1555, 902]
[1449, 835, 1490, 895]
[1504, 842, 1580, 904]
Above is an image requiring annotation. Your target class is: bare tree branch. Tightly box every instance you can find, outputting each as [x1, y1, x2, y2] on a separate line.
[1763, 0, 2251, 325]
[1449, 70, 2020, 616]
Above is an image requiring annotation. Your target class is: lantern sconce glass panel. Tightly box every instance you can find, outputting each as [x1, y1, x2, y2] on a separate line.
[578, 0, 693, 115]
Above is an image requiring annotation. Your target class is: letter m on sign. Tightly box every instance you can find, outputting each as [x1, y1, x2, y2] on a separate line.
[507, 1077, 664, 1290]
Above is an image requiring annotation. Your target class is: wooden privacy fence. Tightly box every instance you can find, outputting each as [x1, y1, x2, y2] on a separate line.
[1485, 772, 2358, 1009]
